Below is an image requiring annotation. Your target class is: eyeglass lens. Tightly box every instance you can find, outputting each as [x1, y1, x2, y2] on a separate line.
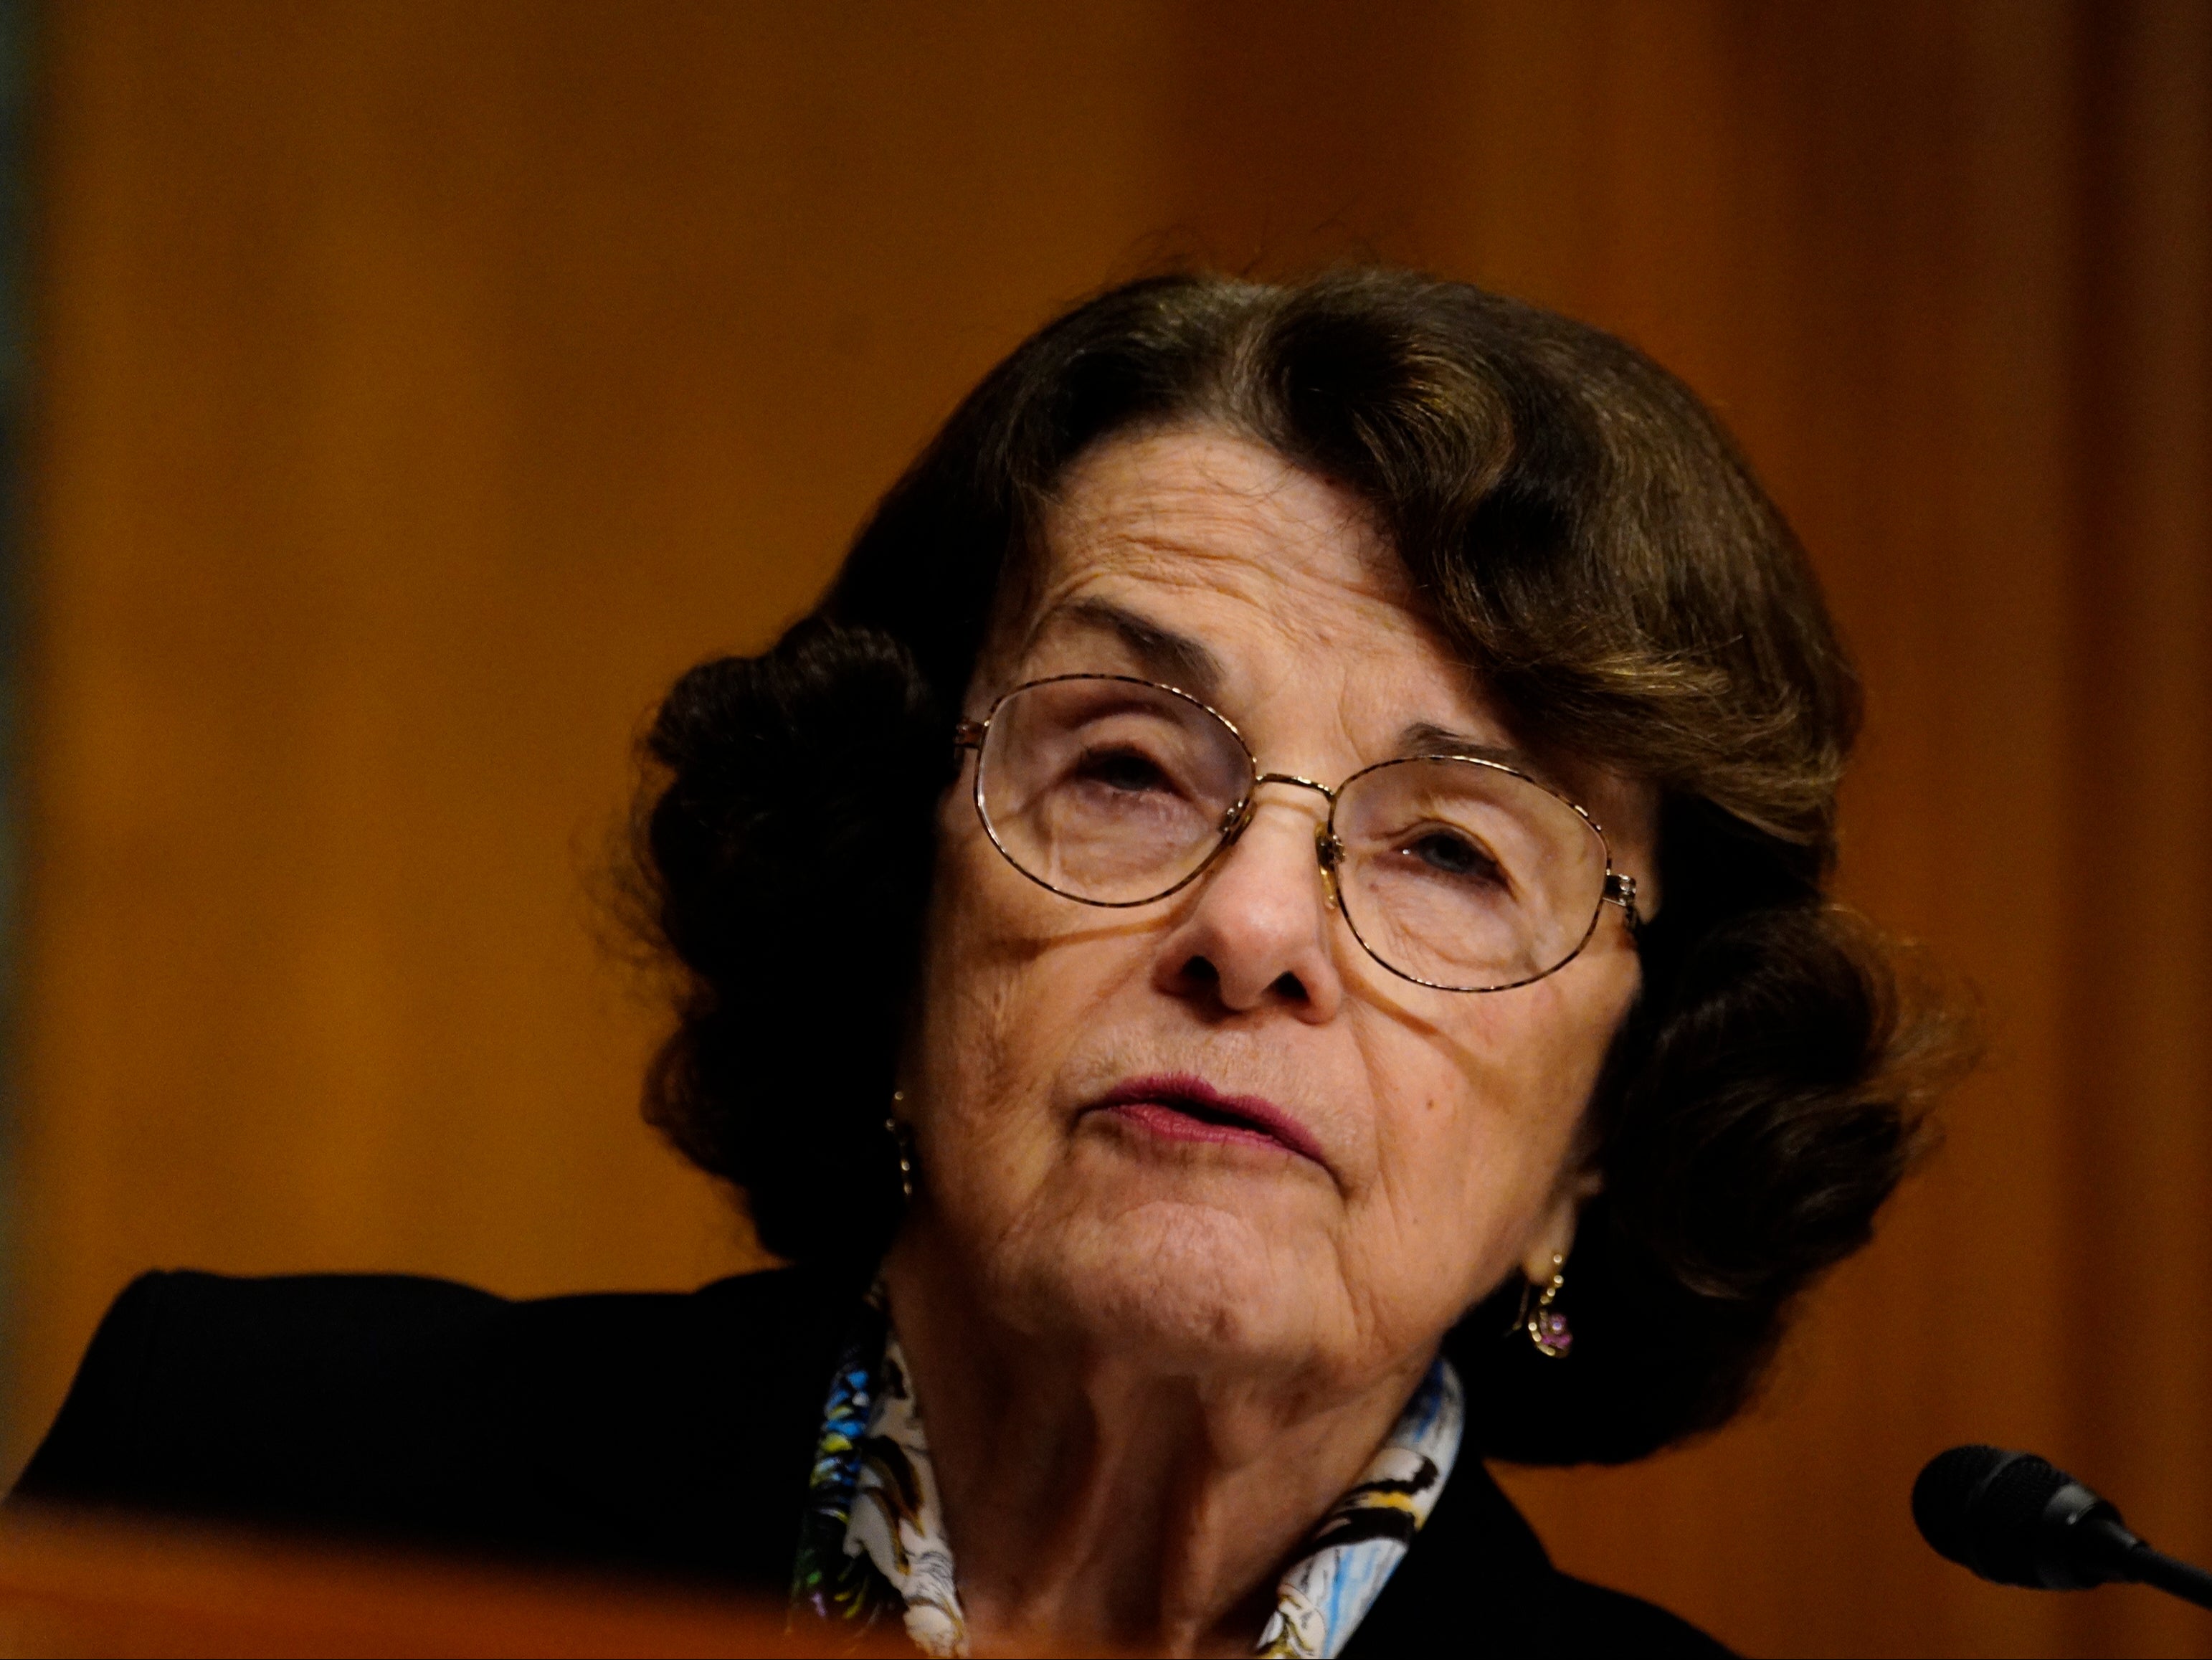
[974, 677, 1610, 991]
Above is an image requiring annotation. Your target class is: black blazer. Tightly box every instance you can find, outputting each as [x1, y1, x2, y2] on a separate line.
[14, 1268, 1728, 1656]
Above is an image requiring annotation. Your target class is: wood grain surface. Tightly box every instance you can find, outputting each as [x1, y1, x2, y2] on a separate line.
[10, 4, 2208, 1654]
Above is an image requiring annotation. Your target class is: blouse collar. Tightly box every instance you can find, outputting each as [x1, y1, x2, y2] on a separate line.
[791, 1286, 1465, 1659]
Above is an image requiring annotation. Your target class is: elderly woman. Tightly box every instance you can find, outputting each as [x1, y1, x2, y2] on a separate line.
[16, 271, 1947, 1656]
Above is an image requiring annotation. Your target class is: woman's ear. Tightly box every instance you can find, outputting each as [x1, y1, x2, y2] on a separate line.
[1520, 1162, 1603, 1284]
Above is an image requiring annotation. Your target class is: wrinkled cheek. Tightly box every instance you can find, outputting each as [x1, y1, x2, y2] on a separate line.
[1359, 1119, 1521, 1327]
[916, 820, 1025, 1030]
[1364, 976, 1636, 1324]
[909, 836, 1071, 1228]
[1486, 955, 1640, 1127]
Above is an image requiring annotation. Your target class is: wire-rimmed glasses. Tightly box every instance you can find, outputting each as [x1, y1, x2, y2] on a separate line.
[953, 674, 1641, 993]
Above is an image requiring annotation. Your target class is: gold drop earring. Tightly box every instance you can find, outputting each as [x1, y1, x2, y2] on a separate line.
[884, 1089, 916, 1203]
[1524, 1253, 1572, 1359]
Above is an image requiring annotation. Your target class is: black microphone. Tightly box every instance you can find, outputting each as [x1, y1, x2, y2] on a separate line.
[1913, 1445, 2212, 1611]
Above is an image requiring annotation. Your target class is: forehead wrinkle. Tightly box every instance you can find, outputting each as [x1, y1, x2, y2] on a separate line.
[1015, 554, 1510, 781]
[1005, 427, 1510, 763]
[1068, 504, 1406, 617]
[1046, 430, 1408, 602]
[1021, 595, 1228, 703]
[1027, 536, 1426, 678]
[1068, 419, 1372, 524]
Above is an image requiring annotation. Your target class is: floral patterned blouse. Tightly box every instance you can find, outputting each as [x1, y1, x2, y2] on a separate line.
[790, 1289, 1465, 1659]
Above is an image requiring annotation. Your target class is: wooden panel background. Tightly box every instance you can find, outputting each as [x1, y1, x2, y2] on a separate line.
[8, 4, 2208, 1655]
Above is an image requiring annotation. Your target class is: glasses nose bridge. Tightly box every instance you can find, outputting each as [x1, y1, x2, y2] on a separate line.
[1223, 769, 1337, 835]
[1206, 768, 1344, 929]
[1220, 772, 1344, 901]
[1254, 769, 1337, 805]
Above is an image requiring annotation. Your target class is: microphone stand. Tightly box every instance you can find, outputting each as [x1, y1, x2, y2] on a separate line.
[2092, 1534, 2212, 1612]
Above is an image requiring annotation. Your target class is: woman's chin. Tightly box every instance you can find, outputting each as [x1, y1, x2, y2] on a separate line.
[1000, 1195, 1349, 1375]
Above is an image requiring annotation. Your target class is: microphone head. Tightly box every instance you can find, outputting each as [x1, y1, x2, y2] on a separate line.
[1913, 1444, 2114, 1589]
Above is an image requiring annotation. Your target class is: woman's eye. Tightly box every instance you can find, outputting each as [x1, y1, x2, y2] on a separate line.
[1403, 830, 1504, 884]
[1072, 746, 1170, 794]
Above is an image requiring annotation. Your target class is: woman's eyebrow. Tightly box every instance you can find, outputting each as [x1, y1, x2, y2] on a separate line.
[1397, 719, 1547, 778]
[1031, 597, 1226, 701]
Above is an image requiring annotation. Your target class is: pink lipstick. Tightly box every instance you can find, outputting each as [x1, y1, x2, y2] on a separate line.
[1087, 1073, 1326, 1165]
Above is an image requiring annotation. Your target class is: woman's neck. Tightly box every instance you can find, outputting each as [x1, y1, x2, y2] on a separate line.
[880, 1228, 1431, 1659]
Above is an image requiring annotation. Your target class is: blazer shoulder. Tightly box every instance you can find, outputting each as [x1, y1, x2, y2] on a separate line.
[12, 1263, 852, 1583]
[1346, 1459, 1732, 1657]
[14, 1268, 509, 1516]
[1550, 1573, 1736, 1658]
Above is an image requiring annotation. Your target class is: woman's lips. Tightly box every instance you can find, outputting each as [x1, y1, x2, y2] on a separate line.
[1086, 1073, 1326, 1166]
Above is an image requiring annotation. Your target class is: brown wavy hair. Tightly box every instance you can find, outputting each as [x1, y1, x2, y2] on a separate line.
[631, 269, 1963, 1464]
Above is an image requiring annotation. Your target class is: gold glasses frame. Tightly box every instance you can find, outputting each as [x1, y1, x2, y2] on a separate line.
[952, 673, 1641, 994]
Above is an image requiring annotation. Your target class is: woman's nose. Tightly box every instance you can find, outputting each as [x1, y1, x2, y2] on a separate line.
[1153, 797, 1344, 1021]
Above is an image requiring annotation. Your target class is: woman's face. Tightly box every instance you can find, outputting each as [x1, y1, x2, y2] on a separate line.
[905, 426, 1657, 1394]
